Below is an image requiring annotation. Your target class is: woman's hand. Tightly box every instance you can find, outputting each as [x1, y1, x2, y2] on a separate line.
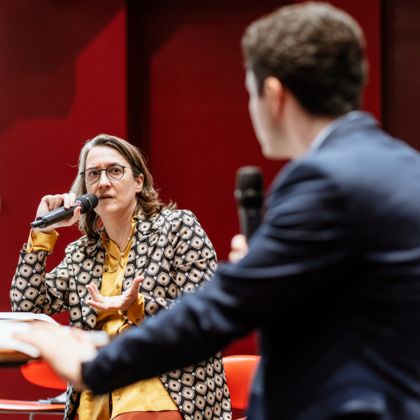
[228, 234, 249, 262]
[86, 277, 143, 311]
[34, 193, 81, 233]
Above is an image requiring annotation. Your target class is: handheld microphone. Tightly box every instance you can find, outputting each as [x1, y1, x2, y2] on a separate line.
[31, 193, 98, 229]
[234, 166, 264, 239]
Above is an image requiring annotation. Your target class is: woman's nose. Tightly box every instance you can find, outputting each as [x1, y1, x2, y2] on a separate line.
[97, 170, 111, 186]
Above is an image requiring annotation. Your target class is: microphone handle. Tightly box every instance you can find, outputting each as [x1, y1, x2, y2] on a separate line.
[31, 206, 77, 229]
[238, 207, 262, 240]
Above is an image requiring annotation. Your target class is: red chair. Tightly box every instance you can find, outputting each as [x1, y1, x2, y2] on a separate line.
[0, 360, 66, 419]
[21, 359, 67, 390]
[223, 354, 260, 420]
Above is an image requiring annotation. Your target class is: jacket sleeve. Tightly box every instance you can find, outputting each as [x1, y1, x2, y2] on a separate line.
[82, 163, 355, 393]
[10, 244, 72, 314]
[169, 209, 218, 292]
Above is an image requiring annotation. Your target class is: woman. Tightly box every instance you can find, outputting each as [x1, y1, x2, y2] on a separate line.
[10, 134, 232, 420]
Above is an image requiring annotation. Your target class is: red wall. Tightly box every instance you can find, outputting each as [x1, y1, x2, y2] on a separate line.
[382, 0, 420, 149]
[0, 0, 381, 412]
[0, 1, 126, 415]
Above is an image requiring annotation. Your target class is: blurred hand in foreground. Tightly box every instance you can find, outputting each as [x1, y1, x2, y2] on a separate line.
[13, 322, 100, 390]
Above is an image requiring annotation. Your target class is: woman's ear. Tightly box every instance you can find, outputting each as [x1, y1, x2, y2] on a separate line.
[135, 174, 144, 193]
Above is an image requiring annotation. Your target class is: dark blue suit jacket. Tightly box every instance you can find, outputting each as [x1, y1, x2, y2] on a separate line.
[83, 113, 420, 419]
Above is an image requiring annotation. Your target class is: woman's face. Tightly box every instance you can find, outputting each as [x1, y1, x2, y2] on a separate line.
[84, 146, 143, 220]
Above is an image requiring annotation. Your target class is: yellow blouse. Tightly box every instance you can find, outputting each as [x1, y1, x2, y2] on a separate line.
[28, 225, 177, 420]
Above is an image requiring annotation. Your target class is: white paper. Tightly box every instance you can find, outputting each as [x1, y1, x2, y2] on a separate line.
[0, 312, 58, 324]
[0, 313, 109, 358]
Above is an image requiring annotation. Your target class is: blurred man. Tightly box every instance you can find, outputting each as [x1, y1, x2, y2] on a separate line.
[16, 2, 420, 419]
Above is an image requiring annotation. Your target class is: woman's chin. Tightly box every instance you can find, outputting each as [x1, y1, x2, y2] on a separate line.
[96, 202, 118, 217]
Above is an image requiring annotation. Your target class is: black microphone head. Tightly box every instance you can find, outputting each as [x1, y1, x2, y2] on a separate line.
[234, 166, 264, 209]
[77, 194, 98, 213]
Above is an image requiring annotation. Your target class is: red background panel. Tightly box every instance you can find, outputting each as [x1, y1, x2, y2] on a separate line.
[0, 1, 126, 415]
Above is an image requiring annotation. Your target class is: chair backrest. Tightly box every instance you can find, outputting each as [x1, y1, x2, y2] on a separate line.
[223, 354, 260, 412]
[20, 360, 67, 390]
[0, 360, 66, 419]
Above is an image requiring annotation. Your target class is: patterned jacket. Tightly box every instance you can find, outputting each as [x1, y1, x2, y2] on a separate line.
[11, 209, 232, 420]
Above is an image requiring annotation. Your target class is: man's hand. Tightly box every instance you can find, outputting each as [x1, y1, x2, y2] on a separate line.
[13, 322, 99, 390]
[86, 277, 143, 311]
[228, 234, 249, 262]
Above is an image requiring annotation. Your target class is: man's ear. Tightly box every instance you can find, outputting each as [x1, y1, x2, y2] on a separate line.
[262, 76, 285, 118]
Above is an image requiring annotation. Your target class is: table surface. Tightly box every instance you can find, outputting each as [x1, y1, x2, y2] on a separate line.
[0, 349, 32, 366]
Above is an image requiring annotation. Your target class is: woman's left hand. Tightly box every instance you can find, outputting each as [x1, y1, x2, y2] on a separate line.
[228, 234, 248, 262]
[86, 277, 143, 311]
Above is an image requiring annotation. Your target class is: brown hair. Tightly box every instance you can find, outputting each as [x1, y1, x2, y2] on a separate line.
[241, 2, 367, 117]
[70, 134, 171, 239]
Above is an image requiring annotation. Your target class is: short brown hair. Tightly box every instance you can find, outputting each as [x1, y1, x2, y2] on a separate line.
[241, 2, 367, 117]
[70, 134, 169, 239]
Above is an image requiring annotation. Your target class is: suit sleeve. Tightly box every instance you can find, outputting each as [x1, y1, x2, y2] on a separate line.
[83, 163, 354, 393]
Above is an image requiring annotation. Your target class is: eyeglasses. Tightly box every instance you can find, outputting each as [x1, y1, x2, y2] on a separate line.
[81, 164, 126, 185]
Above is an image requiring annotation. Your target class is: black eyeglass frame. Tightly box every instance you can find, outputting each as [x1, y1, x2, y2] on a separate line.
[80, 164, 127, 185]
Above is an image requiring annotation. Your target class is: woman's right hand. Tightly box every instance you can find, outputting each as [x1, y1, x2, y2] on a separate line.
[34, 193, 81, 233]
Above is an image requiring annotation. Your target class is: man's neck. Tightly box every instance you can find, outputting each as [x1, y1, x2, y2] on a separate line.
[286, 113, 335, 159]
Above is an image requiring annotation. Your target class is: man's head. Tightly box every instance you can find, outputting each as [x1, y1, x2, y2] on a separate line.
[242, 2, 367, 118]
